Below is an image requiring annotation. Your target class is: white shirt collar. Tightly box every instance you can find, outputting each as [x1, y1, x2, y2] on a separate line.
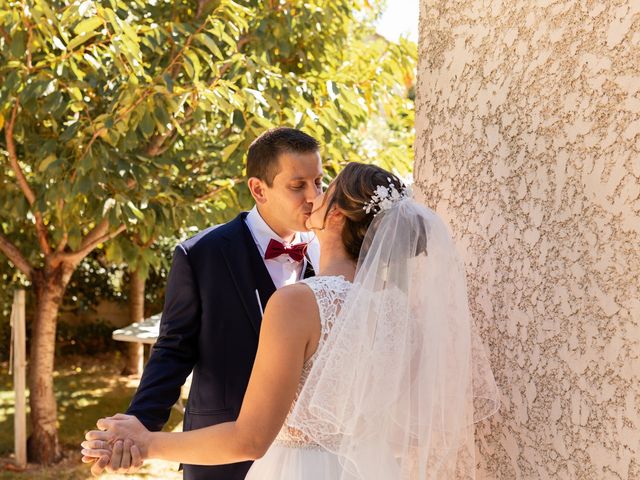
[245, 206, 302, 256]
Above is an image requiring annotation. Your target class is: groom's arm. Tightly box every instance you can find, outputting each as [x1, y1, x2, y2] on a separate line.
[81, 243, 201, 474]
[125, 244, 202, 431]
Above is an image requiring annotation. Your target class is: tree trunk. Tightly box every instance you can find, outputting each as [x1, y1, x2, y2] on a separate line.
[121, 268, 145, 376]
[27, 264, 73, 464]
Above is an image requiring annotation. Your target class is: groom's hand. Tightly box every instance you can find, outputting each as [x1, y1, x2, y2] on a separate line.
[82, 436, 143, 475]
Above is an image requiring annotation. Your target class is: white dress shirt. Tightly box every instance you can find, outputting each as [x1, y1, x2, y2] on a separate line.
[245, 206, 320, 289]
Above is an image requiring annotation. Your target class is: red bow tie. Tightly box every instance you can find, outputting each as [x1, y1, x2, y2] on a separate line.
[264, 239, 308, 262]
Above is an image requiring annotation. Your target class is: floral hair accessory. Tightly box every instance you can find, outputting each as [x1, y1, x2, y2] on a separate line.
[363, 177, 409, 216]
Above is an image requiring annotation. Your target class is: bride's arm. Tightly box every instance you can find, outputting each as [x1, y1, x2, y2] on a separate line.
[83, 284, 318, 466]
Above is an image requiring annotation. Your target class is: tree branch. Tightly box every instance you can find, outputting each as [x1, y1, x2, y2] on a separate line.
[0, 26, 10, 43]
[196, 177, 245, 203]
[0, 232, 32, 279]
[5, 100, 52, 255]
[54, 198, 67, 253]
[6, 102, 35, 206]
[145, 128, 176, 157]
[79, 90, 151, 163]
[79, 218, 110, 251]
[142, 39, 246, 159]
[153, 130, 180, 156]
[30, 38, 113, 74]
[34, 212, 52, 255]
[164, 17, 210, 79]
[133, 232, 156, 249]
[79, 223, 126, 256]
[64, 223, 126, 265]
[24, 18, 33, 70]
[196, 0, 211, 19]
[55, 231, 68, 254]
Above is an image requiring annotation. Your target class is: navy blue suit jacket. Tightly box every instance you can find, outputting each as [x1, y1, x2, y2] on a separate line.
[126, 212, 314, 479]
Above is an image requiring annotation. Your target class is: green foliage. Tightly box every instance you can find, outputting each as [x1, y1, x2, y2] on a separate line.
[62, 251, 123, 312]
[0, 250, 121, 337]
[55, 318, 125, 356]
[0, 0, 415, 279]
[0, 243, 171, 359]
[0, 244, 172, 359]
[0, 317, 124, 362]
[0, 256, 29, 355]
[0, 259, 27, 319]
[0, 0, 415, 254]
[59, 244, 169, 317]
[0, 319, 9, 362]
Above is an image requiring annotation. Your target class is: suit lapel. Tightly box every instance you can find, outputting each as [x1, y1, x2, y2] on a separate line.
[221, 213, 276, 336]
[303, 253, 316, 279]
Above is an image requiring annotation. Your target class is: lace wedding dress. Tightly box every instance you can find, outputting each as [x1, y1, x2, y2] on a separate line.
[247, 200, 500, 479]
[245, 275, 351, 480]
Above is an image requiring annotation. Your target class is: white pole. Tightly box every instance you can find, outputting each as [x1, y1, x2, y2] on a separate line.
[11, 289, 27, 468]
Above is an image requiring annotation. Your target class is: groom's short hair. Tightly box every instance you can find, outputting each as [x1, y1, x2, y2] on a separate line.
[246, 127, 320, 186]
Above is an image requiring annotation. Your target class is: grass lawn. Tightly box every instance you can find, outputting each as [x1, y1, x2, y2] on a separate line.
[0, 353, 183, 479]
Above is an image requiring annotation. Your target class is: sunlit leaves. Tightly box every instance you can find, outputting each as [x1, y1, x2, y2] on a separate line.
[73, 17, 103, 35]
[0, 0, 415, 276]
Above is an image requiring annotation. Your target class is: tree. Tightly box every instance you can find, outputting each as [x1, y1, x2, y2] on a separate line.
[0, 0, 415, 464]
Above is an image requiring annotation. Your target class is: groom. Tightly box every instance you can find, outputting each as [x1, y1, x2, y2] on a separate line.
[86, 127, 323, 479]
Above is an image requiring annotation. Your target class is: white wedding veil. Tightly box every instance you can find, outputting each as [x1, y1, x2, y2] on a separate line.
[289, 197, 500, 479]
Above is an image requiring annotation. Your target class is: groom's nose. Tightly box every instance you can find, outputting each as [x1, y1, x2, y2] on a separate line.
[304, 183, 321, 201]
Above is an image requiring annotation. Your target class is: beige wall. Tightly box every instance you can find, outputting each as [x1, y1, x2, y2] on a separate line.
[415, 1, 640, 478]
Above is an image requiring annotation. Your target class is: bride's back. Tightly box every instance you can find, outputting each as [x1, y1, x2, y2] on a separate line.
[275, 275, 352, 448]
[245, 275, 351, 480]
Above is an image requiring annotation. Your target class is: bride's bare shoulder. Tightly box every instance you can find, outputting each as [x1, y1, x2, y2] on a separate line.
[263, 284, 319, 327]
[268, 283, 316, 309]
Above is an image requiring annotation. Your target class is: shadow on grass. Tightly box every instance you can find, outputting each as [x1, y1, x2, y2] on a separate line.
[0, 354, 183, 479]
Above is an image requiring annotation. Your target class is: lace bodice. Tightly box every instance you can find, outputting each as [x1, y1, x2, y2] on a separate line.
[274, 275, 352, 449]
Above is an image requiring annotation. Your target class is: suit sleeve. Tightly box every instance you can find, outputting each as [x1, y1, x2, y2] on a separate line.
[126, 244, 201, 431]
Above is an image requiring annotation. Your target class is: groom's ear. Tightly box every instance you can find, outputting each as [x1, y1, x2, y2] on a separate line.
[247, 177, 267, 204]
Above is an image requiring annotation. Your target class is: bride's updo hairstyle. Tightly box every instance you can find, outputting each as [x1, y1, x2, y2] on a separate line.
[324, 162, 406, 262]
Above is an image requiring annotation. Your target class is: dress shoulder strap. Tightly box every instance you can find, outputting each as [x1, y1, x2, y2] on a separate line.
[299, 275, 351, 339]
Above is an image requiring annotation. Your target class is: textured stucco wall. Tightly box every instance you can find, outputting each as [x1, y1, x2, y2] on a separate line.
[414, 1, 640, 479]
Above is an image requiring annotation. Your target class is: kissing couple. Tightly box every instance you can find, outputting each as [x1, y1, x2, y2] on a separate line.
[81, 127, 499, 479]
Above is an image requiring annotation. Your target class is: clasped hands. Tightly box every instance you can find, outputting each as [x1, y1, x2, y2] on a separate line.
[81, 414, 150, 476]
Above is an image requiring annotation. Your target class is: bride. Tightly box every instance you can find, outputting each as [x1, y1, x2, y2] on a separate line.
[81, 162, 500, 479]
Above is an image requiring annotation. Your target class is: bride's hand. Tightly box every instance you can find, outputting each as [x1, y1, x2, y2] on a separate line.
[83, 413, 151, 462]
[80, 437, 143, 476]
